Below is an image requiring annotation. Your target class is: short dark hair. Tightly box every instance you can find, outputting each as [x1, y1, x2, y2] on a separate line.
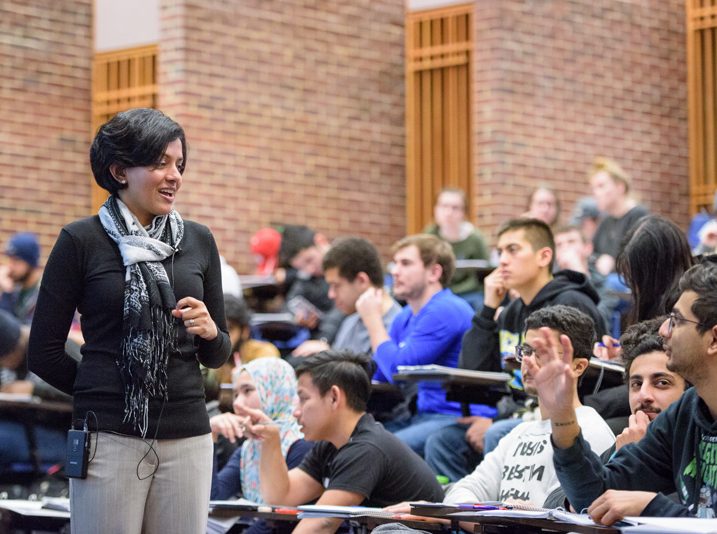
[294, 350, 374, 412]
[391, 234, 455, 287]
[679, 258, 717, 334]
[323, 237, 384, 287]
[620, 317, 668, 378]
[523, 305, 595, 359]
[498, 218, 555, 272]
[224, 294, 251, 327]
[279, 225, 316, 267]
[90, 108, 187, 195]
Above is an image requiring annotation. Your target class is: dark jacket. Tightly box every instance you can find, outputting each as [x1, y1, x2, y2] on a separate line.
[554, 387, 717, 518]
[459, 270, 608, 373]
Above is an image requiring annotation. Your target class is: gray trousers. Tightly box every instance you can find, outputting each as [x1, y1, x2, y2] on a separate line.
[70, 431, 213, 534]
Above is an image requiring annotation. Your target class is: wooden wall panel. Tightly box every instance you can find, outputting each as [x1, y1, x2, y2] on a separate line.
[91, 44, 158, 211]
[687, 0, 717, 214]
[406, 4, 473, 233]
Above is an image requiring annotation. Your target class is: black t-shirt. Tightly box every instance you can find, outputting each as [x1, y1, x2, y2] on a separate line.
[593, 205, 649, 258]
[298, 413, 444, 507]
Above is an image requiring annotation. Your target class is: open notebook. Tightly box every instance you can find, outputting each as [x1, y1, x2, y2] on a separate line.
[297, 505, 398, 519]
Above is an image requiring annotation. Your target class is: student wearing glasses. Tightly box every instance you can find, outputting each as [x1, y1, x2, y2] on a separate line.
[531, 259, 717, 523]
[386, 305, 614, 517]
[425, 218, 608, 481]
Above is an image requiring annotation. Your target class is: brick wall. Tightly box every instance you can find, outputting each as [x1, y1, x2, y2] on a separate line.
[0, 1, 691, 271]
[0, 0, 93, 263]
[158, 0, 407, 271]
[471, 0, 688, 243]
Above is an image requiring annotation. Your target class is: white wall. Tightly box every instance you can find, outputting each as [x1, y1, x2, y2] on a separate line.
[95, 0, 159, 52]
[406, 0, 469, 12]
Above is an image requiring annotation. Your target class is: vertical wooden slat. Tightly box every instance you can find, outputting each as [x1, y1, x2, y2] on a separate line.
[704, 26, 715, 189]
[420, 19, 433, 228]
[445, 14, 457, 188]
[687, 0, 698, 215]
[431, 18, 444, 215]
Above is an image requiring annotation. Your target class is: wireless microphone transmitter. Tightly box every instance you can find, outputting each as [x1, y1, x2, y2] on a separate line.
[66, 428, 90, 479]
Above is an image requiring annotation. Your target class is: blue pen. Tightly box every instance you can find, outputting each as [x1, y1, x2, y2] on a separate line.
[457, 503, 508, 511]
[596, 341, 621, 348]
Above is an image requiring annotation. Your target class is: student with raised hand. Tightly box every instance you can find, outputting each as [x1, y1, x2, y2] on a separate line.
[529, 259, 717, 523]
[542, 316, 689, 509]
[237, 350, 444, 534]
[28, 108, 231, 534]
[385, 306, 614, 527]
[444, 305, 614, 506]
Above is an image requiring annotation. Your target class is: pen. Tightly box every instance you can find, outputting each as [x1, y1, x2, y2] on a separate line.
[457, 503, 508, 510]
[596, 341, 620, 348]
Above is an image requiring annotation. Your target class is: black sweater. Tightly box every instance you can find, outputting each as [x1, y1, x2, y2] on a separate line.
[459, 270, 607, 373]
[554, 387, 717, 517]
[28, 216, 231, 439]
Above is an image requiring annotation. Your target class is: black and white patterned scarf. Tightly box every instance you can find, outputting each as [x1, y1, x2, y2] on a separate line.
[99, 195, 184, 436]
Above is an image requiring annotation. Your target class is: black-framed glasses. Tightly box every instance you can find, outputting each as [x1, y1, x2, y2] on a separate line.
[666, 312, 705, 336]
[514, 344, 535, 363]
[514, 343, 563, 363]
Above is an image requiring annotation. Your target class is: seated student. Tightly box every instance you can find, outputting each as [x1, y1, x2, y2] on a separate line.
[444, 306, 614, 506]
[279, 225, 344, 344]
[386, 306, 614, 520]
[611, 317, 689, 452]
[0, 232, 42, 325]
[543, 316, 689, 508]
[523, 186, 560, 227]
[530, 259, 717, 523]
[292, 236, 401, 357]
[423, 188, 489, 310]
[356, 234, 495, 455]
[426, 219, 609, 479]
[0, 310, 72, 469]
[589, 157, 650, 277]
[210, 358, 312, 532]
[210, 357, 311, 498]
[553, 224, 621, 336]
[569, 196, 602, 245]
[237, 350, 444, 534]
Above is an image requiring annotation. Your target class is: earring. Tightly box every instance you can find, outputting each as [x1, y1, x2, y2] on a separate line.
[119, 180, 127, 184]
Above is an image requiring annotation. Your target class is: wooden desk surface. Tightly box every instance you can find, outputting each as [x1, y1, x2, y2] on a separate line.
[408, 505, 619, 534]
[471, 515, 619, 534]
[394, 366, 511, 386]
[210, 507, 450, 532]
[394, 366, 511, 409]
[0, 500, 70, 532]
[0, 394, 72, 413]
